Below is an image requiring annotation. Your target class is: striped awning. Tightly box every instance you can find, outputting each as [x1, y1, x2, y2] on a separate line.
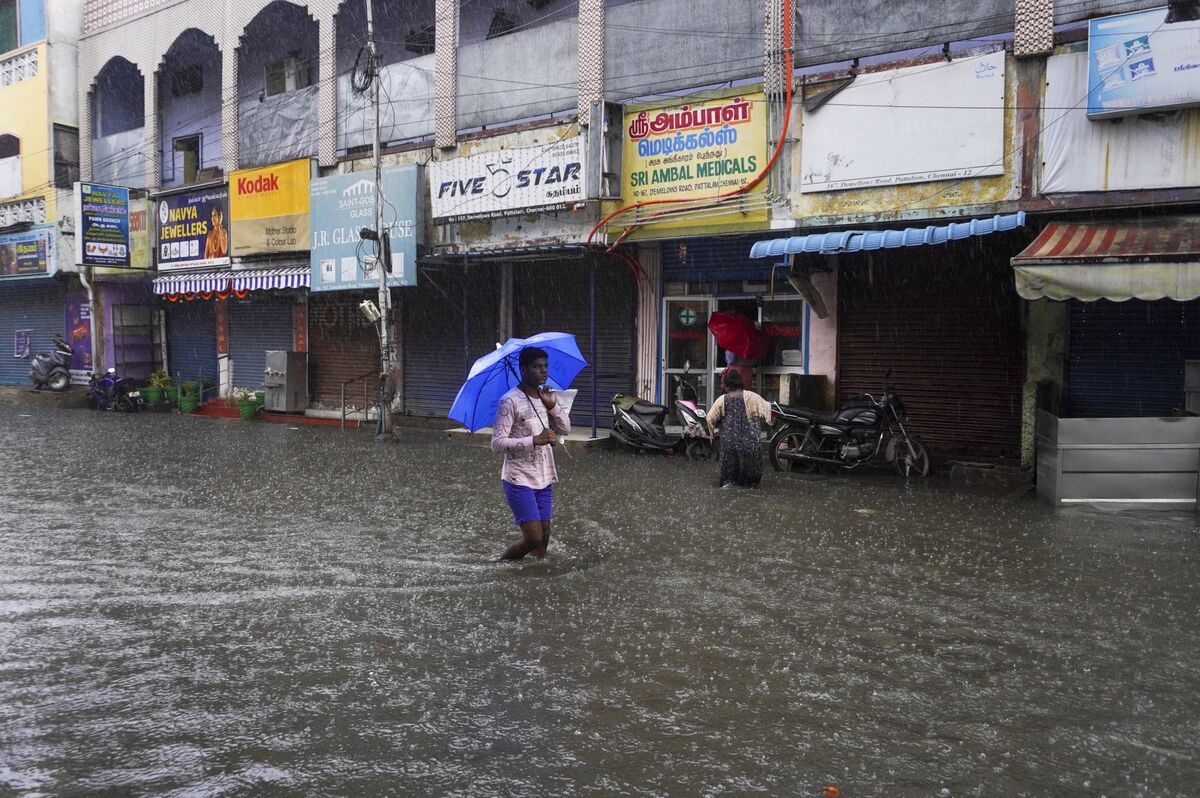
[231, 266, 310, 291]
[151, 271, 233, 295]
[748, 212, 1026, 258]
[152, 266, 310, 295]
[1012, 216, 1200, 301]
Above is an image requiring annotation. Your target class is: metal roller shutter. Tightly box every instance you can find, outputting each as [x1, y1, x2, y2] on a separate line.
[1065, 299, 1200, 418]
[514, 259, 635, 430]
[837, 245, 1024, 461]
[0, 282, 65, 386]
[166, 300, 218, 385]
[309, 292, 379, 409]
[228, 297, 296, 390]
[403, 265, 500, 418]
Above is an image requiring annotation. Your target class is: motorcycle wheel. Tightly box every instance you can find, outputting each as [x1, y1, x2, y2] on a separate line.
[891, 435, 931, 478]
[769, 426, 820, 473]
[47, 372, 70, 392]
[115, 395, 134, 413]
[686, 439, 714, 461]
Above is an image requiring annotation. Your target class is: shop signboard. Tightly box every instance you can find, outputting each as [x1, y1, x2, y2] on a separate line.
[1087, 7, 1200, 119]
[311, 166, 420, 290]
[621, 91, 768, 231]
[65, 291, 93, 378]
[0, 225, 55, 279]
[74, 182, 131, 266]
[799, 51, 1006, 193]
[228, 159, 311, 256]
[156, 184, 231, 271]
[428, 138, 585, 223]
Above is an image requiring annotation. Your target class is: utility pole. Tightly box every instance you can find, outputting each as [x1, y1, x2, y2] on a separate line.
[366, 0, 393, 436]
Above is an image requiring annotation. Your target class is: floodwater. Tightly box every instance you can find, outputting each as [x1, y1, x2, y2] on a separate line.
[1, 407, 1198, 797]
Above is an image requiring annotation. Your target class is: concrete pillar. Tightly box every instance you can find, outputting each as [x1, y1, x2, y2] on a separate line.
[577, 0, 604, 121]
[1021, 299, 1068, 468]
[143, 69, 160, 191]
[1014, 0, 1054, 58]
[635, 244, 661, 402]
[434, 0, 457, 148]
[316, 5, 337, 167]
[221, 11, 238, 173]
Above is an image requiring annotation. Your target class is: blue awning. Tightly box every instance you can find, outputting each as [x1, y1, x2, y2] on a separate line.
[748, 212, 1026, 259]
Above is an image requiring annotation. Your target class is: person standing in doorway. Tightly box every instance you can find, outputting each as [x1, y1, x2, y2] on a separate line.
[491, 347, 572, 560]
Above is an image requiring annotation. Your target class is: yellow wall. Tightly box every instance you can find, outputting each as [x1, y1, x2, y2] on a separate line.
[0, 43, 52, 218]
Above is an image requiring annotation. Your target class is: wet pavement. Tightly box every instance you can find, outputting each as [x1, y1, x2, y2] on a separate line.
[1, 407, 1198, 797]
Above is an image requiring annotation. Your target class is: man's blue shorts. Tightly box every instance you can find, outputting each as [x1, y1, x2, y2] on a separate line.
[502, 481, 553, 526]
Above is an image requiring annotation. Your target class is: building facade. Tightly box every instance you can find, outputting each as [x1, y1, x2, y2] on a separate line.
[72, 0, 1200, 467]
[0, 0, 83, 385]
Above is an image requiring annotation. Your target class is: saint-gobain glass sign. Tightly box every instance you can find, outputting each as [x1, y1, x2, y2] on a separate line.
[74, 182, 130, 267]
[429, 137, 585, 223]
[1087, 7, 1200, 119]
[310, 166, 420, 291]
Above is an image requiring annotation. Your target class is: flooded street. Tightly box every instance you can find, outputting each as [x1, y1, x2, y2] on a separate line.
[1, 407, 1198, 797]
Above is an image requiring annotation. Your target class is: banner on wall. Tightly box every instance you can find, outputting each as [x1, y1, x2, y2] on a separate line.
[429, 138, 584, 223]
[1087, 7, 1200, 119]
[0, 226, 55, 278]
[156, 185, 231, 271]
[74, 182, 131, 267]
[65, 291, 93, 379]
[799, 51, 1006, 193]
[621, 91, 768, 230]
[311, 166, 421, 290]
[228, 159, 311, 256]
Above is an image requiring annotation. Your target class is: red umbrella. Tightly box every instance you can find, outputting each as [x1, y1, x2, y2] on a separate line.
[707, 312, 767, 360]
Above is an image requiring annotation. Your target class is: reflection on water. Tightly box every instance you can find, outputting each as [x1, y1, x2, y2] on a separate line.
[1, 408, 1198, 796]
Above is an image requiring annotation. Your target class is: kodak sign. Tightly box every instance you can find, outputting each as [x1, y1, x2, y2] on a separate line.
[228, 159, 312, 256]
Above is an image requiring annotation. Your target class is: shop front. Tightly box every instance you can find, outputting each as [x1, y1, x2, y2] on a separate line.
[1013, 215, 1200, 506]
[660, 233, 818, 410]
[750, 212, 1030, 462]
[0, 224, 66, 386]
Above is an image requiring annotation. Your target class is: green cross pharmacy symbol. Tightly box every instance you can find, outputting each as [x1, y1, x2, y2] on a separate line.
[678, 307, 699, 327]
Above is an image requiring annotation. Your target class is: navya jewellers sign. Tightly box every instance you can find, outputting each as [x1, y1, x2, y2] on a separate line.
[429, 137, 586, 223]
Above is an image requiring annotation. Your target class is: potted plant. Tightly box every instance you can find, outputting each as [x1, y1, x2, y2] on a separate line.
[144, 369, 171, 405]
[178, 381, 199, 414]
[233, 387, 258, 420]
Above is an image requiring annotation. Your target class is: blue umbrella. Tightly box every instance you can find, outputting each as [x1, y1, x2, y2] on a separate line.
[448, 332, 587, 432]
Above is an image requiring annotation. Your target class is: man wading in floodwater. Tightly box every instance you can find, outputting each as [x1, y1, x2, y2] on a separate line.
[491, 347, 572, 560]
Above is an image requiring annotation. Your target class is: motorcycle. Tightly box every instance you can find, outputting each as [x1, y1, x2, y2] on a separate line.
[87, 368, 144, 412]
[768, 375, 931, 477]
[610, 369, 715, 460]
[28, 335, 74, 392]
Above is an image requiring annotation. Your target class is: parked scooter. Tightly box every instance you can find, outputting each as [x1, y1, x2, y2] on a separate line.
[768, 373, 931, 477]
[87, 368, 144, 412]
[610, 368, 714, 459]
[28, 336, 74, 392]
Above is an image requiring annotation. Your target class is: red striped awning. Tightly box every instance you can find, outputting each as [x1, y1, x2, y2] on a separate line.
[1013, 217, 1199, 264]
[1012, 217, 1200, 301]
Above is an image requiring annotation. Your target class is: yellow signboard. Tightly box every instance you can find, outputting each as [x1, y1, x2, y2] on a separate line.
[229, 159, 311, 255]
[621, 91, 768, 234]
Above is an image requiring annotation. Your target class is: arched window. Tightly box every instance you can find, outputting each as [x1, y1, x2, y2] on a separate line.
[0, 134, 19, 159]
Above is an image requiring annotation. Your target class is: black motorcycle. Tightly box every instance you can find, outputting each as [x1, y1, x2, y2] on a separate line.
[768, 378, 930, 477]
[29, 335, 74, 392]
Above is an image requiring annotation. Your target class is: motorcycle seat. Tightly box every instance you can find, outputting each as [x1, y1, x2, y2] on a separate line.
[776, 405, 845, 425]
[614, 394, 669, 417]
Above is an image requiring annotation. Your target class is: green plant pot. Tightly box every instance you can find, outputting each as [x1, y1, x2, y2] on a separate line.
[179, 395, 199, 414]
[165, 386, 179, 404]
[254, 391, 265, 406]
[142, 387, 163, 405]
[237, 400, 257, 420]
